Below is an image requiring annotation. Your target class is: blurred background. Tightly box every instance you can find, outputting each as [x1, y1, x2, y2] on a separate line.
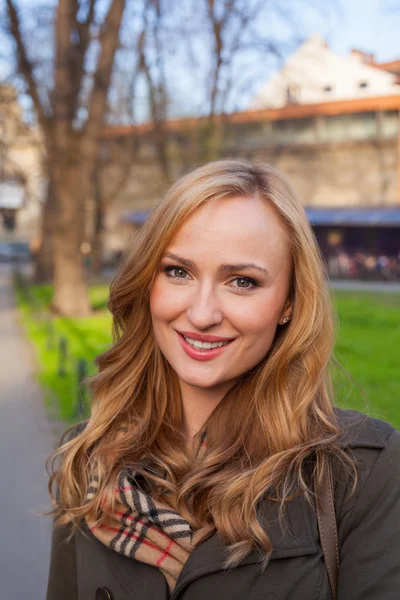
[0, 0, 399, 598]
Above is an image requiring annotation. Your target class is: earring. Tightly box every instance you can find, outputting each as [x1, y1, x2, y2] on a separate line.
[282, 316, 290, 324]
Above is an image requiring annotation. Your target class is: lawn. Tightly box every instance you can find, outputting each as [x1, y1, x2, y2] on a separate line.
[14, 275, 400, 428]
[14, 276, 112, 421]
[333, 291, 400, 428]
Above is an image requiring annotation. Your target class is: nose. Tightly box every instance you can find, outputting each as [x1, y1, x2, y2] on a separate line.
[186, 284, 223, 330]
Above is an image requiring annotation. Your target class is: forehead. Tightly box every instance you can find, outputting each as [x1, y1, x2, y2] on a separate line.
[167, 196, 290, 266]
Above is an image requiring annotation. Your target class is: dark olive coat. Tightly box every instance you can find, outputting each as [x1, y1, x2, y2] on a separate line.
[46, 409, 400, 600]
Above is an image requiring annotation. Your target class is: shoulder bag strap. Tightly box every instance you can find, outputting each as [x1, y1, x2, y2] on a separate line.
[315, 464, 339, 600]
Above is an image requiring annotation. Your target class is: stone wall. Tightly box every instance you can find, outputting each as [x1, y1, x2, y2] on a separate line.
[3, 104, 399, 256]
[103, 110, 399, 253]
[250, 140, 398, 207]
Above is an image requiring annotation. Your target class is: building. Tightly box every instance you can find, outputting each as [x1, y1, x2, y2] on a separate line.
[3, 40, 400, 279]
[250, 35, 400, 109]
[0, 85, 43, 241]
[243, 37, 400, 276]
[111, 93, 400, 271]
[111, 38, 400, 279]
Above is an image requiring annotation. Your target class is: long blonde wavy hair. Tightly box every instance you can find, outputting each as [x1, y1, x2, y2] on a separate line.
[47, 159, 355, 568]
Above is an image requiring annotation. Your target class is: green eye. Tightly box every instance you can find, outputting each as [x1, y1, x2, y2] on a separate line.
[237, 278, 250, 288]
[172, 268, 187, 278]
[231, 276, 259, 291]
[162, 265, 189, 279]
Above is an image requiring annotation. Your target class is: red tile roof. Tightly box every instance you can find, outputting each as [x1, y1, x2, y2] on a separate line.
[103, 94, 400, 138]
[374, 59, 400, 74]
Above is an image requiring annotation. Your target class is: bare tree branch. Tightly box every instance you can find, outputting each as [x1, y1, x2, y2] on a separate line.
[5, 0, 52, 144]
[137, 0, 171, 179]
[207, 0, 224, 118]
[84, 0, 126, 146]
[68, 0, 97, 118]
[53, 0, 77, 151]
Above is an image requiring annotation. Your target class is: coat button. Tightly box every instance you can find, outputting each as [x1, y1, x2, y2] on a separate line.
[95, 587, 113, 600]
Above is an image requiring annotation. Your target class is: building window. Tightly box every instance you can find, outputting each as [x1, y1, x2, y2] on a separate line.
[359, 81, 368, 88]
[323, 85, 333, 93]
[286, 84, 301, 105]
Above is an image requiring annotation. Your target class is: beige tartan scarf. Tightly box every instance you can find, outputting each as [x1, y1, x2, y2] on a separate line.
[86, 436, 207, 592]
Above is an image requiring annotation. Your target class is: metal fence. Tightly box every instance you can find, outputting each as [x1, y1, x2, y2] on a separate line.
[12, 268, 90, 420]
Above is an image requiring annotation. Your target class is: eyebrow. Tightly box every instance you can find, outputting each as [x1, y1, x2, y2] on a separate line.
[162, 252, 269, 276]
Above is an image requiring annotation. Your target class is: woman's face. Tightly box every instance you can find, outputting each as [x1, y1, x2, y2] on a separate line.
[150, 195, 292, 394]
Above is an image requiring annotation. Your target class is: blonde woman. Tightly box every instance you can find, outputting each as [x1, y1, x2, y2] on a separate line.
[46, 160, 400, 600]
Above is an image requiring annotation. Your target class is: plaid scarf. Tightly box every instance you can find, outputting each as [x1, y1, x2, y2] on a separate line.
[86, 436, 207, 592]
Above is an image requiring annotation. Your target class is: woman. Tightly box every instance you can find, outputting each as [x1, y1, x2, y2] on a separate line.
[46, 159, 400, 600]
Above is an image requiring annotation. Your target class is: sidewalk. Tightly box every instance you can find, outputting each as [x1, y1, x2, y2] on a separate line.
[0, 264, 59, 600]
[330, 279, 400, 293]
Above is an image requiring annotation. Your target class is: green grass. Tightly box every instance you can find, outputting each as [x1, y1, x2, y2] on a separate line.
[332, 291, 400, 429]
[14, 276, 112, 421]
[13, 276, 400, 429]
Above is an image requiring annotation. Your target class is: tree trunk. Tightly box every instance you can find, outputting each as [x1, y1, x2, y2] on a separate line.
[33, 229, 54, 284]
[33, 178, 56, 283]
[52, 235, 91, 316]
[51, 162, 91, 316]
[91, 176, 105, 277]
[6, 0, 126, 316]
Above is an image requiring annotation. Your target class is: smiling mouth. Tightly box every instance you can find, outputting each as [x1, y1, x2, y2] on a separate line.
[180, 333, 232, 350]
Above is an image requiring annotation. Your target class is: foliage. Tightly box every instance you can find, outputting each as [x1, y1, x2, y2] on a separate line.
[14, 274, 111, 421]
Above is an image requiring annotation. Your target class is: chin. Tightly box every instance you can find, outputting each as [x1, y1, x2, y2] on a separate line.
[180, 377, 220, 389]
[177, 371, 226, 390]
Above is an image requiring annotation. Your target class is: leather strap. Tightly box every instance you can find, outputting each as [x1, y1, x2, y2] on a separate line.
[316, 465, 339, 600]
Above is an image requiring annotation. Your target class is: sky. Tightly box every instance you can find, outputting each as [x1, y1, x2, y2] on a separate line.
[2, 0, 400, 122]
[324, 0, 400, 63]
[240, 0, 400, 114]
[232, 0, 400, 115]
[164, 0, 400, 117]
[3, 1, 400, 67]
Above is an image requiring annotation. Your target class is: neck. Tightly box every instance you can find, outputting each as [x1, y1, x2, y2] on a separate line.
[179, 380, 232, 443]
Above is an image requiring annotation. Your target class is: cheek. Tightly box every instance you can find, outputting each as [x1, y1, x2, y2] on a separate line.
[236, 308, 280, 369]
[149, 280, 170, 351]
[230, 297, 281, 338]
[149, 277, 163, 318]
[242, 319, 277, 353]
[149, 279, 169, 327]
[149, 276, 186, 324]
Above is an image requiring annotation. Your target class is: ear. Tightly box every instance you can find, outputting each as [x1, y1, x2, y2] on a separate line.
[279, 297, 292, 325]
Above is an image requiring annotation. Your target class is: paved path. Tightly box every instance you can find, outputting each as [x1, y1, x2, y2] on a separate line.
[0, 264, 60, 600]
[330, 279, 400, 293]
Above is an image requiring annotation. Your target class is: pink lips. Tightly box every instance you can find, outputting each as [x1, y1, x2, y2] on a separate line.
[177, 331, 234, 362]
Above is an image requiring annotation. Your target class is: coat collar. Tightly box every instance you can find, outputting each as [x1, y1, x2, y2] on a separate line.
[85, 491, 318, 600]
[88, 409, 393, 599]
[334, 408, 392, 449]
[170, 491, 318, 599]
[171, 409, 393, 598]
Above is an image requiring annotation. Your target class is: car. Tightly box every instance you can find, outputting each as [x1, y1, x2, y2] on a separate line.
[0, 241, 32, 263]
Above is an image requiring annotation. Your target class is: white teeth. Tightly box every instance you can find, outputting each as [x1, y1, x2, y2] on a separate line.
[183, 336, 230, 350]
